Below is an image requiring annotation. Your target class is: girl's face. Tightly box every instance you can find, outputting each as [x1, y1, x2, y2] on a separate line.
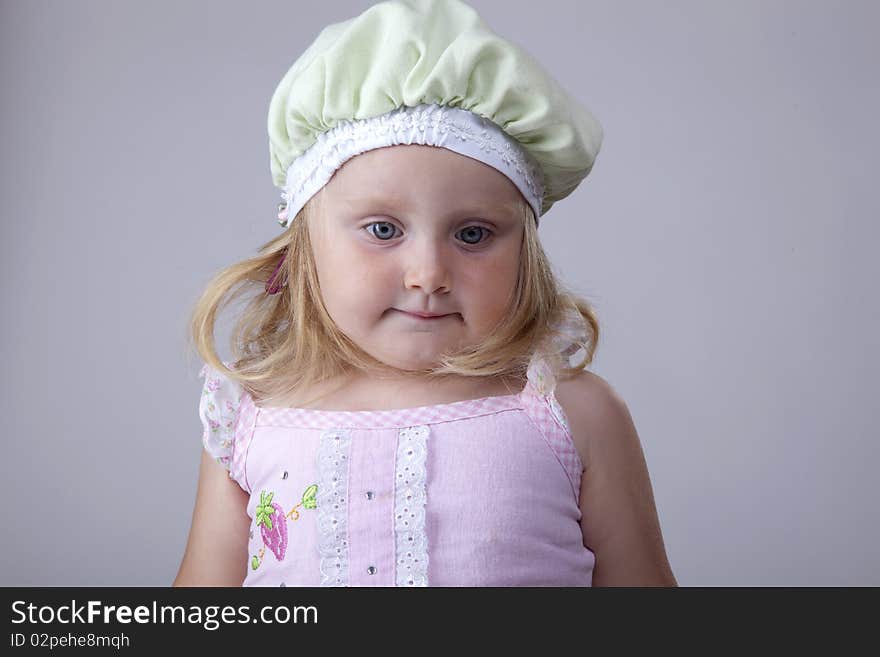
[308, 144, 525, 374]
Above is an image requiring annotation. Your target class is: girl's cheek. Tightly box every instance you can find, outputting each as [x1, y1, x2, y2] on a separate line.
[345, 243, 377, 268]
[325, 236, 366, 265]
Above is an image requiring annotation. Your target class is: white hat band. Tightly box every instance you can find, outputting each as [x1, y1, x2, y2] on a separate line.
[277, 103, 545, 228]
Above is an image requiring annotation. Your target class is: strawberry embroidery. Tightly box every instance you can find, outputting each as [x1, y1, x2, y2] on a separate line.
[256, 490, 287, 561]
[250, 484, 318, 571]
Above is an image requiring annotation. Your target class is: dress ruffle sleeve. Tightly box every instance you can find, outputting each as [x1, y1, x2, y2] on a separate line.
[198, 361, 244, 472]
[525, 306, 589, 396]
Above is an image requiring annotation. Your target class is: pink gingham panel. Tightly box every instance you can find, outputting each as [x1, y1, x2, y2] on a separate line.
[517, 384, 584, 504]
[253, 391, 524, 431]
[230, 389, 259, 494]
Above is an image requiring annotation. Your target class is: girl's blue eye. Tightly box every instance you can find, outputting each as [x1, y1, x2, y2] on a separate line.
[366, 222, 398, 241]
[365, 221, 491, 246]
[458, 225, 488, 245]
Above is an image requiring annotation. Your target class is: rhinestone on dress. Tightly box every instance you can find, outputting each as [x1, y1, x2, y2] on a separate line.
[367, 566, 377, 575]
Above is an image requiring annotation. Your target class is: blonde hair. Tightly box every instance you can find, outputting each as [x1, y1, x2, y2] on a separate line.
[187, 194, 600, 405]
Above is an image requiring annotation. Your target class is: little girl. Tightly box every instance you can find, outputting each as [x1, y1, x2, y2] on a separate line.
[174, 0, 676, 587]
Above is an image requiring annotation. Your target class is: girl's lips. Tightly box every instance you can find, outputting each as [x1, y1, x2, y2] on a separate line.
[395, 309, 455, 320]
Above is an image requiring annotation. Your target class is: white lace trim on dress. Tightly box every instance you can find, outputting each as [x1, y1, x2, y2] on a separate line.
[394, 425, 430, 586]
[315, 429, 352, 586]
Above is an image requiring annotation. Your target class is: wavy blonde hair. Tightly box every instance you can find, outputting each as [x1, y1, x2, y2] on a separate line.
[187, 193, 600, 406]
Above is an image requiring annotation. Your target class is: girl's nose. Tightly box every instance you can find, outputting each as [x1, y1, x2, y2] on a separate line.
[403, 240, 451, 295]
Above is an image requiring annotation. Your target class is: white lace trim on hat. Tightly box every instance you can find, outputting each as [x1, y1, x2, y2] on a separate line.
[278, 103, 544, 228]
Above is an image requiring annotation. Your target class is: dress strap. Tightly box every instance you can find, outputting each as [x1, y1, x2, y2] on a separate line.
[520, 309, 590, 501]
[521, 348, 585, 503]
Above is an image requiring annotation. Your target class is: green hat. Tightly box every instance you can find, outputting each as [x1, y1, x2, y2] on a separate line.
[268, 0, 603, 227]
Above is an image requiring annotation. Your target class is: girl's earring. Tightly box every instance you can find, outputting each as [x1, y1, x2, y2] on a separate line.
[266, 201, 290, 295]
[277, 200, 289, 227]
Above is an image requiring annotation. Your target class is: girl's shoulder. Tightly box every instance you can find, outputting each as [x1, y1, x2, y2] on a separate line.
[552, 369, 616, 471]
[554, 370, 678, 586]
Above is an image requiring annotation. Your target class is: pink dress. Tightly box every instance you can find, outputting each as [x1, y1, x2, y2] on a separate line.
[198, 322, 595, 587]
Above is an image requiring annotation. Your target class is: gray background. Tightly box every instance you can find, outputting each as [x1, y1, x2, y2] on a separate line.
[1, 0, 876, 586]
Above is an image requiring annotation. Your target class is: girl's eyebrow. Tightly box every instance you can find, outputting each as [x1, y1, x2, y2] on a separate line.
[342, 195, 521, 215]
